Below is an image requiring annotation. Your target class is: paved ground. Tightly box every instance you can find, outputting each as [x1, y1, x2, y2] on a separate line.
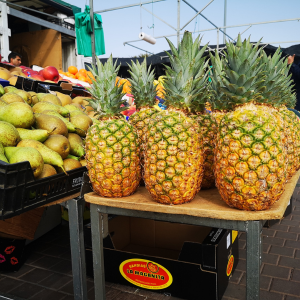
[0, 191, 300, 300]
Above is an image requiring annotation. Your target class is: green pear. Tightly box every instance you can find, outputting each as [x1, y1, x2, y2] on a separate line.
[0, 142, 8, 163]
[70, 114, 92, 137]
[1, 92, 25, 104]
[64, 104, 81, 112]
[32, 102, 69, 117]
[0, 99, 7, 107]
[43, 134, 70, 159]
[0, 102, 35, 128]
[17, 128, 49, 142]
[56, 158, 82, 173]
[0, 121, 20, 146]
[67, 154, 80, 161]
[14, 90, 32, 105]
[35, 114, 68, 137]
[4, 86, 17, 93]
[70, 110, 85, 117]
[17, 139, 65, 172]
[68, 133, 85, 157]
[0, 84, 4, 96]
[36, 164, 57, 179]
[28, 92, 39, 106]
[36, 93, 48, 101]
[4, 146, 44, 178]
[39, 94, 62, 106]
[42, 110, 76, 132]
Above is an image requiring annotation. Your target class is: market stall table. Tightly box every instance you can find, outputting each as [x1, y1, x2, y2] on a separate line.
[84, 170, 300, 300]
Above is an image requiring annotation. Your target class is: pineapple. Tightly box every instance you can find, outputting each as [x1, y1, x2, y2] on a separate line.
[128, 59, 157, 166]
[143, 32, 208, 204]
[85, 56, 141, 197]
[214, 35, 287, 211]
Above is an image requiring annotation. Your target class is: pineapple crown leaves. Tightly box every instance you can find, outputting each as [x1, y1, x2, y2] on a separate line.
[163, 31, 211, 112]
[86, 55, 127, 119]
[127, 58, 157, 110]
[220, 34, 266, 106]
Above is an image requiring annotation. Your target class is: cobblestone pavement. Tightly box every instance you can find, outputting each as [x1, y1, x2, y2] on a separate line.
[0, 191, 300, 300]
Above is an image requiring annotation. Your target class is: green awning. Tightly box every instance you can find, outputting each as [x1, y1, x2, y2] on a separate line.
[41, 0, 81, 16]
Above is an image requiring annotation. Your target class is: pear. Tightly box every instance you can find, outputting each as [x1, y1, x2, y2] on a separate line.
[0, 99, 7, 107]
[67, 154, 80, 161]
[70, 114, 92, 137]
[57, 158, 82, 173]
[17, 139, 65, 171]
[92, 118, 100, 125]
[68, 133, 85, 157]
[70, 110, 85, 117]
[44, 134, 70, 159]
[36, 164, 57, 179]
[32, 102, 69, 117]
[17, 128, 49, 142]
[64, 104, 82, 112]
[36, 93, 48, 100]
[80, 159, 87, 167]
[0, 102, 35, 128]
[1, 92, 25, 104]
[0, 121, 20, 146]
[35, 114, 68, 137]
[4, 146, 44, 178]
[0, 84, 4, 96]
[56, 92, 72, 106]
[0, 142, 8, 163]
[28, 92, 38, 106]
[38, 94, 62, 106]
[4, 86, 17, 93]
[8, 77, 18, 86]
[42, 110, 76, 132]
[14, 90, 32, 105]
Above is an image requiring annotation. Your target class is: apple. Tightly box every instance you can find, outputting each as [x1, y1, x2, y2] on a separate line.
[41, 66, 59, 81]
[31, 74, 45, 81]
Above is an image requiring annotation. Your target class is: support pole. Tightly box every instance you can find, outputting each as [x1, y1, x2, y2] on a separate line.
[223, 0, 227, 44]
[89, 0, 96, 66]
[177, 0, 180, 47]
[217, 28, 219, 51]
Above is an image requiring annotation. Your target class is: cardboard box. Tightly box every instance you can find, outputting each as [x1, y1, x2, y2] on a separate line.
[85, 217, 239, 300]
[264, 195, 293, 228]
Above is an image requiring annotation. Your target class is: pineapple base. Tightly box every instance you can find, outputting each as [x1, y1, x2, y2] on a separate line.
[215, 103, 287, 211]
[85, 119, 141, 198]
[144, 110, 204, 205]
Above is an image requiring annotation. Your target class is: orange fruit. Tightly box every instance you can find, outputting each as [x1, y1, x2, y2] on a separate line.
[78, 76, 87, 82]
[75, 73, 80, 79]
[69, 74, 76, 79]
[86, 71, 95, 81]
[68, 66, 78, 75]
[86, 77, 92, 84]
[78, 69, 87, 76]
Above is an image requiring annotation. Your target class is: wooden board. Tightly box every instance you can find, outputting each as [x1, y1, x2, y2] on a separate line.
[0, 208, 45, 240]
[10, 29, 62, 69]
[43, 192, 80, 207]
[85, 170, 300, 221]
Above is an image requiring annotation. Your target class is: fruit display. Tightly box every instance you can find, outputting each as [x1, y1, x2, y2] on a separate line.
[0, 86, 90, 179]
[58, 66, 94, 85]
[85, 56, 141, 197]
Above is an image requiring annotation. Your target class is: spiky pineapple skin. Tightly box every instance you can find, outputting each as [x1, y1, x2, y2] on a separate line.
[129, 107, 157, 157]
[85, 119, 141, 197]
[144, 110, 204, 204]
[193, 113, 217, 189]
[215, 104, 287, 211]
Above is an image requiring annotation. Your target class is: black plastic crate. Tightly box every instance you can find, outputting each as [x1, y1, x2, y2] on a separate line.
[0, 160, 86, 220]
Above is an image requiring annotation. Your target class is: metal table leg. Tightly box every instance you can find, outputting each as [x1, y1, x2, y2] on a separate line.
[90, 204, 106, 300]
[246, 221, 262, 300]
[67, 197, 88, 300]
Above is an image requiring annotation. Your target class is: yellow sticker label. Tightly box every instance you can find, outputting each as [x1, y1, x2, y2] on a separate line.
[232, 230, 238, 243]
[119, 259, 173, 290]
[227, 255, 234, 276]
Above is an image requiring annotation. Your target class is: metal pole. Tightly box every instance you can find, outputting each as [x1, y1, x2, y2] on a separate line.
[217, 28, 219, 51]
[89, 0, 96, 66]
[177, 0, 180, 47]
[223, 0, 227, 44]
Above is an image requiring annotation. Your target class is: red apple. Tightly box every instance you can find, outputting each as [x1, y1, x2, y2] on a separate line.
[41, 66, 59, 81]
[31, 74, 45, 81]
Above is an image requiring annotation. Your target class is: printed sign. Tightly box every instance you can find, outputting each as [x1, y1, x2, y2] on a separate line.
[72, 177, 83, 188]
[232, 230, 238, 244]
[120, 259, 173, 290]
[227, 255, 234, 276]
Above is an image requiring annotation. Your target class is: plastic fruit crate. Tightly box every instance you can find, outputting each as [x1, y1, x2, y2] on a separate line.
[0, 160, 86, 220]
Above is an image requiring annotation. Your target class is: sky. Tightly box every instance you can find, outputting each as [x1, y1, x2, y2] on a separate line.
[71, 0, 300, 58]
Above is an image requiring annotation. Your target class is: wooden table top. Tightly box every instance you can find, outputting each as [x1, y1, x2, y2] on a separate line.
[84, 170, 300, 221]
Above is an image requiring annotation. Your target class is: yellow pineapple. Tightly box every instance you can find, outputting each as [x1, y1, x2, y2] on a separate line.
[85, 56, 141, 197]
